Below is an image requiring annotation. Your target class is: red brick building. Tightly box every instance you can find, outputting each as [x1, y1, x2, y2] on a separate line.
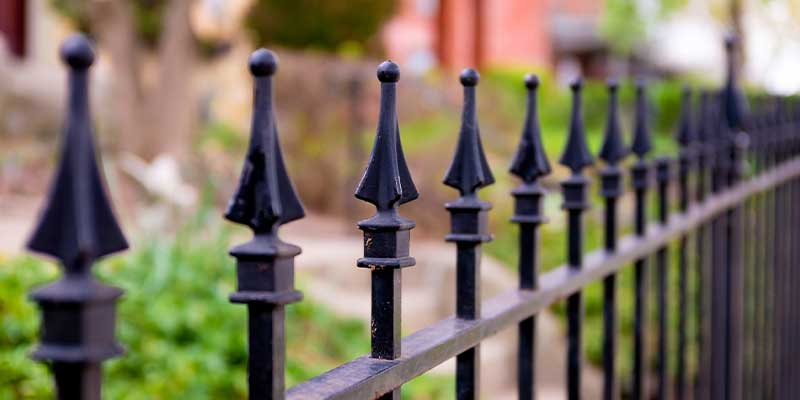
[383, 0, 607, 76]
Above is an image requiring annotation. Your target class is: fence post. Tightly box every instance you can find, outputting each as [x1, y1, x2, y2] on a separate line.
[224, 49, 306, 400]
[510, 74, 551, 400]
[597, 79, 627, 400]
[354, 61, 418, 400]
[720, 33, 750, 400]
[443, 68, 494, 400]
[629, 80, 652, 400]
[654, 156, 671, 400]
[25, 34, 128, 400]
[675, 87, 695, 400]
[693, 91, 713, 400]
[559, 78, 594, 400]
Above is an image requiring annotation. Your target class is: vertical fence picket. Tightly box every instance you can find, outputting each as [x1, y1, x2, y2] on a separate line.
[225, 49, 306, 400]
[22, 26, 800, 400]
[354, 61, 419, 400]
[510, 74, 551, 400]
[674, 87, 694, 400]
[630, 80, 653, 400]
[597, 79, 627, 400]
[443, 68, 495, 400]
[25, 34, 128, 400]
[722, 34, 749, 400]
[693, 91, 712, 400]
[654, 157, 671, 400]
[559, 78, 594, 400]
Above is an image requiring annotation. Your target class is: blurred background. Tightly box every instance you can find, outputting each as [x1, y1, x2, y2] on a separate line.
[1, 0, 799, 398]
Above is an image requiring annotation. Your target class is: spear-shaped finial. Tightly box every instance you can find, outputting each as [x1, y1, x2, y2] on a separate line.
[559, 78, 594, 173]
[676, 87, 695, 147]
[598, 79, 628, 165]
[27, 33, 128, 271]
[722, 33, 750, 131]
[510, 74, 551, 182]
[443, 68, 495, 195]
[631, 80, 652, 159]
[26, 33, 126, 399]
[355, 61, 418, 213]
[225, 49, 305, 237]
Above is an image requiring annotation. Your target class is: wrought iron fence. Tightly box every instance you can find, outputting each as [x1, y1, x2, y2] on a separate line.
[24, 32, 800, 400]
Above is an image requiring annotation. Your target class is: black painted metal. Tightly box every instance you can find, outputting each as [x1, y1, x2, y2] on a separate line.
[630, 80, 652, 400]
[24, 30, 800, 400]
[675, 87, 694, 400]
[287, 156, 800, 399]
[597, 79, 627, 400]
[443, 67, 494, 400]
[559, 78, 594, 400]
[720, 34, 749, 400]
[354, 60, 418, 400]
[225, 48, 307, 400]
[26, 34, 127, 400]
[693, 91, 712, 400]
[510, 73, 551, 400]
[655, 157, 671, 400]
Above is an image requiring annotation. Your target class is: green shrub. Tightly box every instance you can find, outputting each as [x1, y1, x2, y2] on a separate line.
[245, 0, 396, 55]
[0, 208, 449, 399]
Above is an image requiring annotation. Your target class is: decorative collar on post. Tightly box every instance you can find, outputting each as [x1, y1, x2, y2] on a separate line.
[26, 33, 127, 397]
[631, 80, 653, 192]
[444, 68, 494, 244]
[559, 78, 593, 214]
[598, 79, 628, 200]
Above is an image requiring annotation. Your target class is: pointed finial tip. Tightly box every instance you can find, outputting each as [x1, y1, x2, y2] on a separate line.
[60, 34, 94, 69]
[607, 78, 618, 91]
[377, 60, 400, 83]
[635, 78, 647, 91]
[570, 77, 583, 91]
[249, 48, 278, 76]
[460, 68, 479, 86]
[524, 74, 539, 89]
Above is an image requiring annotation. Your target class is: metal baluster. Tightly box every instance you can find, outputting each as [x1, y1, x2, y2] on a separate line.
[674, 87, 695, 400]
[354, 61, 419, 400]
[25, 34, 128, 400]
[597, 79, 627, 400]
[720, 34, 749, 400]
[694, 91, 713, 400]
[654, 157, 671, 400]
[510, 74, 551, 400]
[559, 78, 594, 400]
[709, 89, 730, 400]
[225, 49, 306, 400]
[443, 68, 495, 400]
[630, 80, 653, 400]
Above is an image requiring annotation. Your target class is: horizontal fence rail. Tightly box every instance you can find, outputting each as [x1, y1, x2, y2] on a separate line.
[23, 30, 800, 400]
[285, 157, 800, 399]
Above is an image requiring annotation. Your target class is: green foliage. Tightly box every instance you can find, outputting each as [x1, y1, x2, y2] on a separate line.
[0, 208, 448, 399]
[600, 0, 688, 56]
[245, 0, 396, 55]
[49, 0, 167, 48]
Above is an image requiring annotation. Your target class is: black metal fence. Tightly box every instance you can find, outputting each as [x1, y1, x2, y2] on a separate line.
[24, 33, 800, 400]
